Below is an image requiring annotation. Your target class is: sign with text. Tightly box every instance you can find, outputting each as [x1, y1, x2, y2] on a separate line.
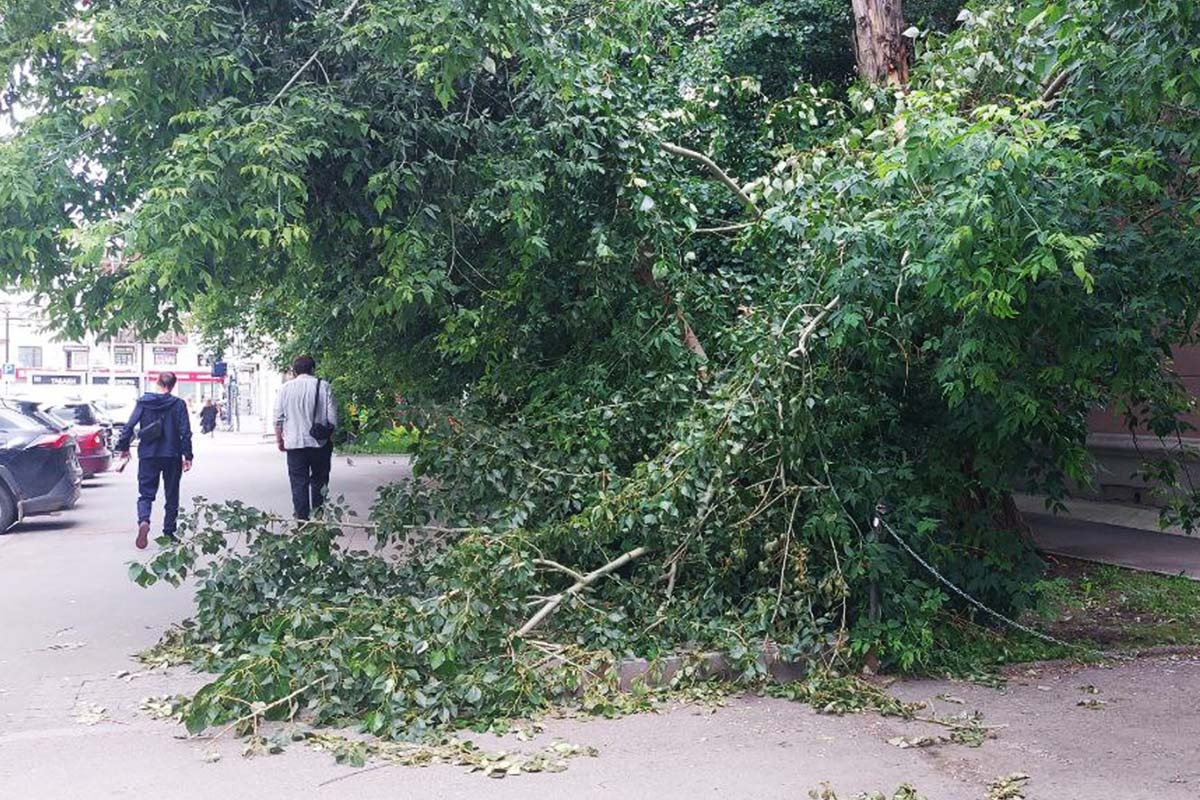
[144, 370, 224, 384]
[91, 376, 142, 387]
[31, 374, 83, 386]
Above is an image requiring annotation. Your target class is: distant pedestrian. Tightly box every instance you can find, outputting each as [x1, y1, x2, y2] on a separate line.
[115, 372, 194, 549]
[199, 399, 218, 436]
[273, 355, 337, 519]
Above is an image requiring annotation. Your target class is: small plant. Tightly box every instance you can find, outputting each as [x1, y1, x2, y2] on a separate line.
[341, 424, 422, 455]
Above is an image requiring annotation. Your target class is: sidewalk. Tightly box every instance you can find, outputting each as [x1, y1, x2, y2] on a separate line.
[1023, 495, 1200, 580]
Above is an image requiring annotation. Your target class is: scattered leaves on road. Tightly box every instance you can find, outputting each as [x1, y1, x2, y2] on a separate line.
[985, 773, 1029, 800]
[809, 783, 928, 800]
[74, 704, 109, 725]
[887, 734, 948, 749]
[304, 731, 597, 778]
[44, 641, 86, 651]
[139, 696, 186, 720]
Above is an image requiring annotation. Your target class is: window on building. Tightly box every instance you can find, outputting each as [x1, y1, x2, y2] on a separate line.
[113, 347, 136, 367]
[197, 353, 212, 368]
[65, 348, 89, 370]
[153, 347, 177, 366]
[17, 346, 42, 368]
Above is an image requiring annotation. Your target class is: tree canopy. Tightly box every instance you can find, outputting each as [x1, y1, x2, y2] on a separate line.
[4, 0, 1200, 736]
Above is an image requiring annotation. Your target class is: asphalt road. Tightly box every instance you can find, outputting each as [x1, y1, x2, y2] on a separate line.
[1, 438, 1199, 799]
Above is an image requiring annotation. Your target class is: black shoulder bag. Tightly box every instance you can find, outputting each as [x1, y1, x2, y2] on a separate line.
[309, 379, 334, 442]
[138, 401, 167, 445]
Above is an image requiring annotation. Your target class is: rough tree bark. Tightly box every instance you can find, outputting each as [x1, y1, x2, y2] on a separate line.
[850, 0, 910, 87]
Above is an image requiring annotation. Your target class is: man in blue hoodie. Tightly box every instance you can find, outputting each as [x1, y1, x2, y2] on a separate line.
[115, 372, 194, 548]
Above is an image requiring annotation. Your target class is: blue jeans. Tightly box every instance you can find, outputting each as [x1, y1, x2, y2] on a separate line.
[138, 457, 183, 534]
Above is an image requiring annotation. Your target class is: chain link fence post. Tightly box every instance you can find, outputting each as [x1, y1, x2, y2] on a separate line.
[869, 501, 890, 624]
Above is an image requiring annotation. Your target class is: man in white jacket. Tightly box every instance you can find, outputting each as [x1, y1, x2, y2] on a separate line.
[273, 355, 338, 519]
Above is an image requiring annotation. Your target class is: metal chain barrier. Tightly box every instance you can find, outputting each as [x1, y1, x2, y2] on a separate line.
[874, 511, 1088, 653]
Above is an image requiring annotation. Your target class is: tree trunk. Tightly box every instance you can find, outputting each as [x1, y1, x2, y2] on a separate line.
[850, 0, 909, 87]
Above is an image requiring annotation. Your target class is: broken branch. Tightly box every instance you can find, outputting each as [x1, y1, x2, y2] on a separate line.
[694, 221, 758, 235]
[531, 558, 586, 582]
[788, 295, 841, 358]
[516, 546, 650, 637]
[661, 142, 760, 216]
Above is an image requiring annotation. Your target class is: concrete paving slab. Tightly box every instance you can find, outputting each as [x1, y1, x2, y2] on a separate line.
[1014, 493, 1191, 536]
[1028, 513, 1200, 580]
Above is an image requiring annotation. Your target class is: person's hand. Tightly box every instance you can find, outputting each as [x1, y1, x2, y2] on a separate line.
[277, 439, 286, 453]
[119, 451, 130, 460]
[183, 459, 193, 473]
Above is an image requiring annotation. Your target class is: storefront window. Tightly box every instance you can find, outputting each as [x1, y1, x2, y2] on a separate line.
[114, 347, 136, 366]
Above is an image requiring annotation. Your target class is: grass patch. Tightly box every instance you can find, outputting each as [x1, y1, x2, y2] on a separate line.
[921, 557, 1200, 681]
[1037, 558, 1200, 648]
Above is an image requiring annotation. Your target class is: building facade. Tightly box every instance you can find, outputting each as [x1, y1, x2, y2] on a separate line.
[0, 294, 281, 431]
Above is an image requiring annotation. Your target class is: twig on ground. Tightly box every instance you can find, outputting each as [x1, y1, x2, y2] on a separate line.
[258, 514, 474, 535]
[197, 678, 326, 743]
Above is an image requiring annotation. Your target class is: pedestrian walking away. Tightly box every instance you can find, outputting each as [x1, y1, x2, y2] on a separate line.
[114, 372, 194, 549]
[274, 354, 338, 520]
[199, 399, 219, 436]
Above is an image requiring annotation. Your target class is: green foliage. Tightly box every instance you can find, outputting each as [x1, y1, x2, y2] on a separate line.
[340, 423, 422, 455]
[9, 0, 1200, 739]
[129, 501, 764, 739]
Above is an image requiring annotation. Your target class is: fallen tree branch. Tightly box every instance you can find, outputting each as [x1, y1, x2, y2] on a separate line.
[661, 142, 760, 216]
[531, 558, 586, 582]
[788, 295, 841, 358]
[258, 514, 475, 535]
[197, 677, 326, 743]
[516, 546, 650, 637]
[694, 220, 758, 235]
[1039, 66, 1074, 106]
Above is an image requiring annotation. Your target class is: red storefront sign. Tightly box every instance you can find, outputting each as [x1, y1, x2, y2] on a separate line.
[144, 370, 225, 384]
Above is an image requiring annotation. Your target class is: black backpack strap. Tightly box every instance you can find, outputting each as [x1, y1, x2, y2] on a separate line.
[311, 379, 323, 425]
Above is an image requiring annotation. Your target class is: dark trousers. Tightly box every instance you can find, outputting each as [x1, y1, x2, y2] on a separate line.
[138, 456, 183, 533]
[286, 444, 332, 520]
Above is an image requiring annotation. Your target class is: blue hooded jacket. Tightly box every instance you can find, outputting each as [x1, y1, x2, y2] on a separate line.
[116, 392, 194, 460]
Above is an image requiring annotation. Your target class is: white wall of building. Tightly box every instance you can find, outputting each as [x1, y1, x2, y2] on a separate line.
[0, 292, 283, 431]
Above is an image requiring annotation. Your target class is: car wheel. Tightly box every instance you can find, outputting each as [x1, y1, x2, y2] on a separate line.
[0, 486, 17, 532]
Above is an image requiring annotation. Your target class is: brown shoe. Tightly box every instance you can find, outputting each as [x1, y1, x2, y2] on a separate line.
[136, 521, 150, 550]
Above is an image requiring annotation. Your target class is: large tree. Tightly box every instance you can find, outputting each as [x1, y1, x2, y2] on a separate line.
[5, 0, 1200, 735]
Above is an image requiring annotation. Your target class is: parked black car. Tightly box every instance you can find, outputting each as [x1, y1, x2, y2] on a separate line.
[4, 399, 71, 433]
[5, 399, 113, 478]
[0, 407, 82, 531]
